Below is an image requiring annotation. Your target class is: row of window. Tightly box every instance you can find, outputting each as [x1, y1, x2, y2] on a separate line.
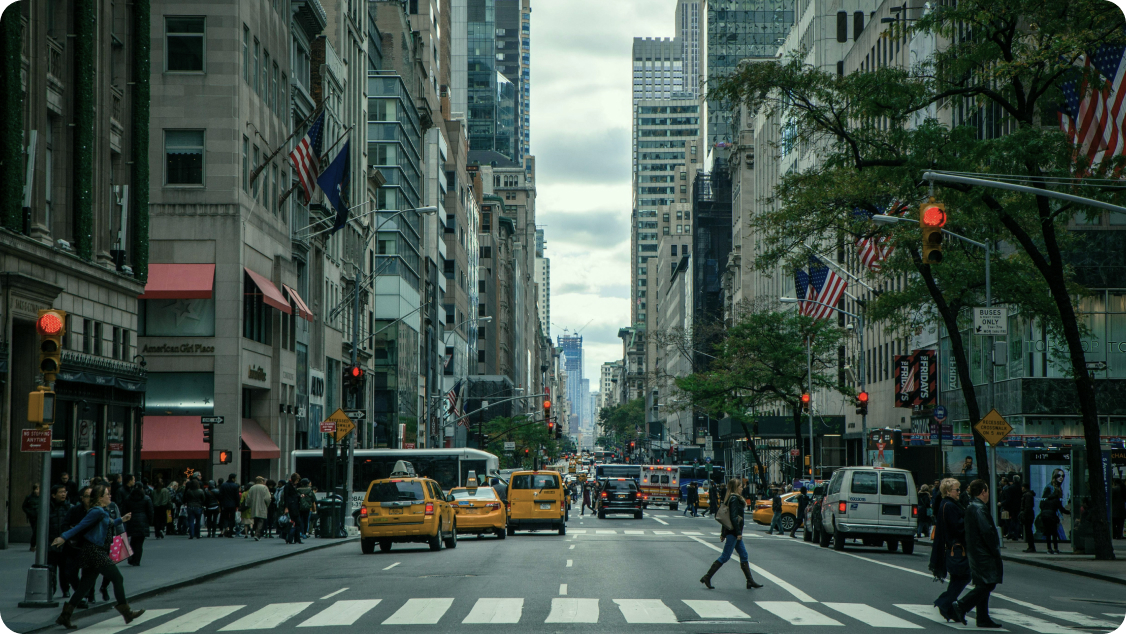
[65, 316, 132, 361]
[242, 25, 286, 116]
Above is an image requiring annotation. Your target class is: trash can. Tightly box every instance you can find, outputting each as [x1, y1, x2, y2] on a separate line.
[317, 498, 341, 538]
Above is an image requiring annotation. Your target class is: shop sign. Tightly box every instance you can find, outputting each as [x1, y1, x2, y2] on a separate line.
[108, 443, 124, 452]
[141, 343, 216, 354]
[21, 429, 52, 452]
[247, 365, 267, 382]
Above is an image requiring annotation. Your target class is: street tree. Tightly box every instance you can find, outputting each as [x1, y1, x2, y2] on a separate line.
[597, 399, 645, 454]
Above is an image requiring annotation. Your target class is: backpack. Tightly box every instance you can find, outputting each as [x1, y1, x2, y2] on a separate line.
[714, 494, 734, 531]
[299, 489, 314, 511]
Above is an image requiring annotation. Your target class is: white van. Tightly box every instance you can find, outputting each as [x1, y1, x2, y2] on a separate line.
[818, 466, 918, 554]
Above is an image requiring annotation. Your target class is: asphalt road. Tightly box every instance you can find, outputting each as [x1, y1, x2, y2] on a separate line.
[57, 507, 1126, 634]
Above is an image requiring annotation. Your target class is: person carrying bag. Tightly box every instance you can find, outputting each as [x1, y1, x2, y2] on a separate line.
[700, 478, 763, 590]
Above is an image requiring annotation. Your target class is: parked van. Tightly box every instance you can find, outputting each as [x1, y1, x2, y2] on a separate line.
[818, 466, 918, 554]
[506, 470, 567, 535]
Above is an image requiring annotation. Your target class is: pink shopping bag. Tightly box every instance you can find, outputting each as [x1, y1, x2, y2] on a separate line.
[109, 534, 133, 564]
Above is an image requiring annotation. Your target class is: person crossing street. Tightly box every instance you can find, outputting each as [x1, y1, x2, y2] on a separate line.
[952, 480, 1003, 628]
[789, 486, 809, 538]
[699, 478, 763, 590]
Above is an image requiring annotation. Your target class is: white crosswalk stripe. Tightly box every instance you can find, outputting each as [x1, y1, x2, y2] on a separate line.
[382, 599, 453, 625]
[894, 604, 1010, 631]
[756, 601, 843, 626]
[219, 603, 311, 631]
[987, 608, 1077, 633]
[623, 530, 645, 535]
[462, 598, 524, 624]
[614, 599, 678, 624]
[682, 600, 750, 619]
[681, 531, 703, 535]
[595, 530, 616, 534]
[1024, 608, 1119, 629]
[139, 607, 245, 634]
[822, 603, 923, 628]
[79, 609, 179, 634]
[568, 529, 587, 533]
[296, 601, 381, 627]
[652, 530, 674, 535]
[545, 598, 599, 623]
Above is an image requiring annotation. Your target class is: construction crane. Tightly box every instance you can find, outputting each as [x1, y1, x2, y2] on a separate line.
[553, 318, 594, 339]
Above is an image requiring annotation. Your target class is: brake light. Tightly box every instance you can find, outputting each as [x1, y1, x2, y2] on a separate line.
[425, 503, 435, 515]
[838, 501, 847, 514]
[913, 506, 918, 517]
[601, 492, 608, 498]
[360, 507, 368, 517]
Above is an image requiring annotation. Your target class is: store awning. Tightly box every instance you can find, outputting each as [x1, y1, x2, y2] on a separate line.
[282, 284, 315, 322]
[241, 418, 281, 459]
[138, 264, 215, 299]
[244, 268, 292, 313]
[140, 416, 209, 460]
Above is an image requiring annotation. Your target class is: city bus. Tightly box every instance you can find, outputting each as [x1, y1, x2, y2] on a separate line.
[594, 463, 641, 483]
[678, 464, 726, 500]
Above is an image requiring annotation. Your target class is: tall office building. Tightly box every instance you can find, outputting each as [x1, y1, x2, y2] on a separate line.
[467, 0, 531, 163]
[675, 1, 703, 96]
[557, 334, 583, 429]
[535, 228, 550, 337]
[705, 0, 794, 146]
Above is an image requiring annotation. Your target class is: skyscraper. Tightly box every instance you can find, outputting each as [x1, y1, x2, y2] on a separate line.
[467, 0, 531, 163]
[557, 334, 583, 431]
[535, 228, 550, 337]
[675, 0, 703, 96]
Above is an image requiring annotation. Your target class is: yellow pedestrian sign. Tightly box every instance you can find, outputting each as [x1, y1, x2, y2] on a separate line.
[328, 408, 356, 443]
[973, 409, 1012, 446]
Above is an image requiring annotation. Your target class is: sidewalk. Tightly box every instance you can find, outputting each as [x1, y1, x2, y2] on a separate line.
[915, 535, 1126, 586]
[0, 532, 358, 633]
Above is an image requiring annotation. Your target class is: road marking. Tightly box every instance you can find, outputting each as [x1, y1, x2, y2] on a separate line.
[80, 609, 178, 634]
[297, 600, 381, 627]
[652, 530, 674, 535]
[624, 530, 645, 535]
[988, 608, 1076, 633]
[894, 604, 1009, 631]
[569, 529, 587, 534]
[462, 598, 524, 624]
[991, 595, 1119, 629]
[710, 532, 721, 535]
[559, 584, 567, 595]
[688, 536, 815, 603]
[681, 531, 703, 535]
[318, 588, 348, 601]
[595, 529, 616, 534]
[382, 598, 453, 625]
[569, 544, 575, 549]
[219, 603, 312, 631]
[566, 559, 573, 567]
[614, 599, 678, 624]
[545, 598, 599, 623]
[757, 601, 843, 626]
[650, 515, 669, 525]
[683, 600, 750, 619]
[832, 550, 932, 578]
[139, 606, 245, 634]
[382, 562, 400, 570]
[822, 603, 922, 628]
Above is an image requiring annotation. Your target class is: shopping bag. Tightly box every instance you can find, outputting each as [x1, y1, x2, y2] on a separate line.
[109, 534, 133, 564]
[167, 509, 173, 523]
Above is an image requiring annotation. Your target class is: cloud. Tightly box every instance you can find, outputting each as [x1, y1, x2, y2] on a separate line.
[536, 127, 631, 184]
[543, 209, 630, 248]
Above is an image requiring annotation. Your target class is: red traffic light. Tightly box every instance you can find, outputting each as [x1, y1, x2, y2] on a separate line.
[548, 421, 555, 429]
[37, 312, 64, 336]
[801, 393, 811, 405]
[858, 391, 869, 403]
[524, 448, 529, 455]
[543, 400, 551, 409]
[349, 366, 363, 378]
[921, 205, 946, 228]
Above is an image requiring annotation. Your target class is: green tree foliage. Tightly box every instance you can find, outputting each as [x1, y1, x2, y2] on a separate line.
[481, 416, 561, 468]
[596, 399, 645, 452]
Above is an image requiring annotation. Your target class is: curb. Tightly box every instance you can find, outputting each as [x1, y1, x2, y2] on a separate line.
[999, 553, 1126, 586]
[18, 537, 358, 633]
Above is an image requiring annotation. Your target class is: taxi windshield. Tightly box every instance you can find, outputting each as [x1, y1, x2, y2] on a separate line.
[511, 474, 560, 489]
[367, 480, 426, 503]
[451, 487, 498, 500]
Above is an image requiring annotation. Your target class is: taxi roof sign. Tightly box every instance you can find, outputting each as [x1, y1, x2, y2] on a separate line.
[973, 409, 1013, 446]
[389, 460, 416, 477]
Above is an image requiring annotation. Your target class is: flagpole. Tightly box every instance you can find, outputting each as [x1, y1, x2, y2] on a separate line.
[802, 243, 879, 292]
[321, 125, 354, 162]
[249, 107, 322, 187]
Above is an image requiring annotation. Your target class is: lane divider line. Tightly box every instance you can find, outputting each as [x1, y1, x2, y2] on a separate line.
[319, 588, 348, 600]
[687, 536, 816, 603]
[569, 544, 575, 550]
[566, 559, 573, 567]
[382, 562, 401, 571]
[559, 584, 567, 596]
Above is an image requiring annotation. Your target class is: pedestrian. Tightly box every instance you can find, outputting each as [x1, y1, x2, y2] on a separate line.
[686, 482, 699, 517]
[1039, 486, 1069, 554]
[182, 479, 205, 539]
[203, 480, 220, 538]
[246, 477, 271, 540]
[107, 474, 122, 503]
[47, 484, 72, 598]
[581, 483, 591, 516]
[23, 484, 41, 551]
[297, 479, 316, 538]
[114, 474, 135, 506]
[52, 484, 143, 630]
[1019, 483, 1036, 552]
[790, 486, 809, 538]
[239, 485, 254, 538]
[219, 473, 241, 537]
[265, 480, 278, 538]
[699, 478, 763, 590]
[929, 478, 970, 623]
[1111, 479, 1124, 540]
[283, 473, 304, 544]
[1003, 476, 1022, 539]
[151, 478, 170, 539]
[951, 479, 1003, 628]
[59, 472, 80, 505]
[917, 485, 932, 538]
[708, 481, 719, 518]
[62, 486, 94, 607]
[121, 485, 153, 566]
[766, 488, 783, 535]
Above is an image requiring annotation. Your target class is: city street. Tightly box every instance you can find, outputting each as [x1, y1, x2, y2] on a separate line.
[48, 508, 1126, 634]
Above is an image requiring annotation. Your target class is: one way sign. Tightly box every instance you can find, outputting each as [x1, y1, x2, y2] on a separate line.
[973, 307, 1007, 336]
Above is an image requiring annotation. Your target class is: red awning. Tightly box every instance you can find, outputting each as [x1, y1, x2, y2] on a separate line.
[282, 284, 314, 322]
[140, 416, 210, 460]
[138, 264, 215, 299]
[244, 268, 292, 313]
[241, 419, 280, 459]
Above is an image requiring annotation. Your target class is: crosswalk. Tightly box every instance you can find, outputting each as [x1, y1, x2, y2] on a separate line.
[566, 529, 723, 536]
[72, 598, 1124, 631]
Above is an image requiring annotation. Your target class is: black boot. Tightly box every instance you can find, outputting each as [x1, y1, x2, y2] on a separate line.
[115, 603, 145, 624]
[740, 562, 764, 588]
[950, 601, 968, 626]
[700, 561, 723, 589]
[56, 603, 78, 630]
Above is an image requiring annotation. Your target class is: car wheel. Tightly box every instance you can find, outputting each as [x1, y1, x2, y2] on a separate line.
[780, 514, 796, 533]
[379, 540, 392, 553]
[819, 524, 831, 548]
[886, 538, 899, 553]
[497, 527, 507, 539]
[558, 522, 566, 536]
[444, 522, 458, 548]
[429, 524, 443, 551]
[506, 525, 515, 536]
[901, 537, 915, 555]
[833, 526, 846, 551]
[361, 538, 375, 554]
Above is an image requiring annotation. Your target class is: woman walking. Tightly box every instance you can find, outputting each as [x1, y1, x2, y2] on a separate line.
[929, 478, 970, 623]
[151, 478, 170, 539]
[52, 484, 144, 629]
[183, 479, 205, 539]
[699, 478, 763, 590]
[1039, 487, 1069, 554]
[122, 486, 153, 565]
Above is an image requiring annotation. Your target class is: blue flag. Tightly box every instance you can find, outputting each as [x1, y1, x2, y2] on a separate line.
[318, 140, 351, 233]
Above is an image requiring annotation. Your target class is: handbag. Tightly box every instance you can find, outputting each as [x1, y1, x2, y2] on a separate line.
[714, 494, 734, 531]
[108, 534, 133, 564]
[166, 509, 173, 523]
[277, 513, 291, 530]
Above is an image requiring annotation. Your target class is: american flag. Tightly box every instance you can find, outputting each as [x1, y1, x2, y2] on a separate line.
[1059, 45, 1126, 167]
[854, 201, 907, 271]
[794, 268, 810, 316]
[288, 112, 325, 204]
[807, 255, 847, 320]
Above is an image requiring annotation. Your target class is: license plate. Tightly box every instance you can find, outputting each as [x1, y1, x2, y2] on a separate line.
[462, 508, 480, 514]
[389, 508, 403, 515]
[616, 495, 626, 499]
[540, 503, 552, 509]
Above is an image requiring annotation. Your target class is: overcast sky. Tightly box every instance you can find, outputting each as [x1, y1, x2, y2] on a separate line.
[531, 0, 676, 389]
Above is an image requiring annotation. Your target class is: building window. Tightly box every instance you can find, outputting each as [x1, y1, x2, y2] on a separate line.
[478, 350, 486, 363]
[480, 246, 492, 259]
[243, 273, 272, 344]
[837, 11, 848, 42]
[166, 17, 205, 72]
[252, 145, 259, 201]
[242, 136, 249, 192]
[93, 322, 103, 356]
[262, 50, 271, 103]
[854, 11, 865, 39]
[271, 62, 279, 112]
[663, 226, 669, 235]
[478, 280, 486, 293]
[165, 130, 204, 185]
[271, 163, 279, 216]
[478, 303, 486, 317]
[242, 26, 249, 83]
[253, 39, 260, 94]
[671, 245, 677, 256]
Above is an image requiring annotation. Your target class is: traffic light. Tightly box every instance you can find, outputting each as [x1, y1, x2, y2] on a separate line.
[217, 449, 233, 464]
[920, 200, 946, 264]
[344, 365, 363, 388]
[28, 387, 56, 428]
[203, 424, 213, 444]
[543, 398, 551, 422]
[801, 393, 811, 413]
[548, 420, 555, 434]
[36, 309, 66, 383]
[856, 391, 869, 416]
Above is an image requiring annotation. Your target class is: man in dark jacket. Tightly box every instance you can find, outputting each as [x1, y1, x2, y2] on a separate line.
[1002, 476, 1022, 539]
[766, 489, 783, 535]
[47, 485, 72, 597]
[954, 479, 1003, 628]
[219, 473, 241, 537]
[58, 473, 80, 505]
[283, 473, 304, 544]
[1019, 484, 1036, 552]
[790, 487, 809, 538]
[686, 482, 699, 517]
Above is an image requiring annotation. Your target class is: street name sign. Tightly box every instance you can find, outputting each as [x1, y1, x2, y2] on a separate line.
[201, 416, 225, 425]
[327, 408, 356, 442]
[504, 441, 516, 451]
[344, 410, 366, 420]
[973, 307, 1008, 336]
[973, 409, 1013, 446]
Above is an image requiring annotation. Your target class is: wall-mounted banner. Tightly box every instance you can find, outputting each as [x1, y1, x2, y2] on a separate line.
[894, 355, 916, 407]
[913, 349, 937, 407]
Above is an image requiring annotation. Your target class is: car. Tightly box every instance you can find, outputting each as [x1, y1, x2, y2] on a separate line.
[597, 478, 644, 519]
[507, 470, 567, 535]
[818, 466, 918, 554]
[751, 491, 802, 532]
[358, 460, 458, 554]
[803, 484, 828, 543]
[448, 485, 507, 539]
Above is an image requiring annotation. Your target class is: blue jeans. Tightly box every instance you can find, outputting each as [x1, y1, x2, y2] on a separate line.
[187, 507, 203, 538]
[768, 512, 782, 534]
[716, 533, 749, 564]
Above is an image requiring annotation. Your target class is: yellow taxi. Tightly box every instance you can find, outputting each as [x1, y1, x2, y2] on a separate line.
[358, 461, 457, 553]
[449, 484, 507, 539]
[506, 470, 566, 536]
[751, 491, 802, 531]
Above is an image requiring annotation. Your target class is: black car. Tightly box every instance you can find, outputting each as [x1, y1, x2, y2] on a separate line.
[597, 478, 643, 519]
[803, 484, 827, 543]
